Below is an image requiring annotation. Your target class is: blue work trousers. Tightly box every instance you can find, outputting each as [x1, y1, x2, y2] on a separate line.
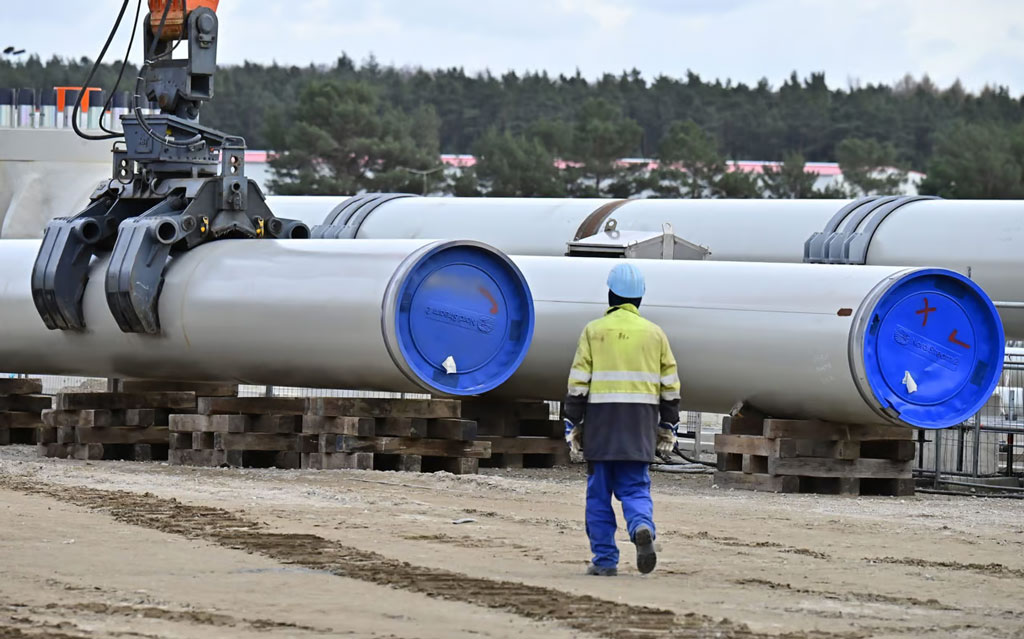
[586, 460, 655, 568]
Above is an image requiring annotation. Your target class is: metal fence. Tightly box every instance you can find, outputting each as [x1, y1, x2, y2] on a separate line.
[914, 342, 1024, 488]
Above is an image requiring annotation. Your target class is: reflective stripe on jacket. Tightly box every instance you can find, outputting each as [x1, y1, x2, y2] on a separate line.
[563, 304, 681, 462]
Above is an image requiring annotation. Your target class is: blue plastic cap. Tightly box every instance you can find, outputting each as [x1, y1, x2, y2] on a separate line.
[607, 263, 646, 298]
[860, 268, 1004, 429]
[388, 242, 534, 396]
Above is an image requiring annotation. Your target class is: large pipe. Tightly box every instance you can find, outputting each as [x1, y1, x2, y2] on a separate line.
[0, 237, 1003, 427]
[265, 196, 1024, 338]
[493, 258, 1004, 429]
[0, 239, 535, 397]
[0, 129, 111, 239]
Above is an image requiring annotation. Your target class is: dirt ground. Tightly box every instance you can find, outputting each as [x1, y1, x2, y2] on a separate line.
[0, 446, 1022, 639]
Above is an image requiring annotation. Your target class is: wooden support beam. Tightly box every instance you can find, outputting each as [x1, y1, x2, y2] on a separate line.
[763, 420, 913, 441]
[714, 434, 773, 456]
[374, 417, 427, 438]
[714, 471, 799, 493]
[198, 396, 306, 415]
[74, 426, 169, 445]
[0, 411, 46, 428]
[425, 418, 477, 441]
[300, 415, 375, 436]
[0, 379, 43, 395]
[309, 397, 461, 419]
[0, 395, 52, 412]
[768, 457, 913, 479]
[169, 414, 249, 433]
[213, 432, 296, 452]
[55, 392, 196, 411]
[479, 436, 566, 455]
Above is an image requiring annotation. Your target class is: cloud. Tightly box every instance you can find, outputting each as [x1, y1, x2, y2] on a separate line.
[5, 0, 1023, 94]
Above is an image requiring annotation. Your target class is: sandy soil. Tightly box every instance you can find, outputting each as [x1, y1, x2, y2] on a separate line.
[0, 445, 1022, 639]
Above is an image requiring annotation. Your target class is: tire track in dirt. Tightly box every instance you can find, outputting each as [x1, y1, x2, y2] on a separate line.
[694, 531, 832, 560]
[59, 602, 324, 632]
[864, 556, 1024, 579]
[732, 577, 1024, 628]
[732, 578, 957, 611]
[0, 625, 84, 639]
[0, 474, 854, 639]
[1, 602, 321, 639]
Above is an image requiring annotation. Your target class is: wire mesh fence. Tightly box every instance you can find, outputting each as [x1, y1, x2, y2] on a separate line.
[914, 341, 1024, 483]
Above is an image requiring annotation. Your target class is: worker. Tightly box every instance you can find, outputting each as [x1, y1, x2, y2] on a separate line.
[563, 263, 681, 577]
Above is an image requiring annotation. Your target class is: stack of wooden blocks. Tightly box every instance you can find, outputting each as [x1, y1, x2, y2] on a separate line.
[301, 397, 486, 474]
[714, 407, 915, 496]
[23, 382, 571, 476]
[39, 382, 236, 461]
[168, 396, 489, 474]
[462, 400, 568, 469]
[0, 378, 50, 445]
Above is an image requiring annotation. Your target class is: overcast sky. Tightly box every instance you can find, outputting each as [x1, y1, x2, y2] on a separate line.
[5, 0, 1024, 94]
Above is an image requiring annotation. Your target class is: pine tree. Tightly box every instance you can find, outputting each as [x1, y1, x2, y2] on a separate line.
[267, 80, 441, 195]
[837, 138, 907, 195]
[568, 98, 642, 196]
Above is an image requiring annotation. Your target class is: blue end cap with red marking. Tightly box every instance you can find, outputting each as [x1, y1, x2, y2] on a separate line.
[861, 268, 1004, 429]
[392, 243, 534, 396]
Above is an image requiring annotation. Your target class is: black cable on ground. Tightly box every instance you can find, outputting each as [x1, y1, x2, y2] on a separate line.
[917, 488, 1024, 500]
[672, 444, 717, 468]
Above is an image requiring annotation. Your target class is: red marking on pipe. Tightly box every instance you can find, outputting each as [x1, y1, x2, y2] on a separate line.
[915, 297, 936, 326]
[479, 287, 498, 315]
[948, 329, 971, 349]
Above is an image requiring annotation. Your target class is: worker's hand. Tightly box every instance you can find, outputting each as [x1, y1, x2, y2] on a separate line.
[564, 418, 584, 463]
[656, 422, 678, 456]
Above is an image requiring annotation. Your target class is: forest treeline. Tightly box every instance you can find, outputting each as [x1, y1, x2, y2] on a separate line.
[3, 54, 1024, 198]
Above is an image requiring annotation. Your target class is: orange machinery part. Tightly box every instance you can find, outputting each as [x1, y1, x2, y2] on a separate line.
[53, 87, 103, 112]
[148, 0, 219, 40]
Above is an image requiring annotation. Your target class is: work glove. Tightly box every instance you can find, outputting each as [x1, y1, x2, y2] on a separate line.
[656, 422, 678, 457]
[564, 418, 584, 463]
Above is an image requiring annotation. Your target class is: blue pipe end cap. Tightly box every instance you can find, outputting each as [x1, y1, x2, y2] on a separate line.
[392, 243, 534, 396]
[862, 269, 1004, 429]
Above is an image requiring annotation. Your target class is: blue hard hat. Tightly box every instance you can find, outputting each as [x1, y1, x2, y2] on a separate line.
[607, 263, 646, 298]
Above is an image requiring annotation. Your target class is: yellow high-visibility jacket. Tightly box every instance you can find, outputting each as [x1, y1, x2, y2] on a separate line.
[563, 304, 681, 462]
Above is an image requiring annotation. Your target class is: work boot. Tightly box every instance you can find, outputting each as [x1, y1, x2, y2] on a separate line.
[633, 525, 657, 574]
[585, 563, 617, 577]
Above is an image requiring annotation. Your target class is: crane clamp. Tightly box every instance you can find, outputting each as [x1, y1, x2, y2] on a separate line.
[31, 142, 308, 333]
[30, 2, 308, 334]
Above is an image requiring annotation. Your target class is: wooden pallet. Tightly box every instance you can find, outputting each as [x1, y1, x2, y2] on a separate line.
[168, 413, 302, 468]
[35, 389, 206, 461]
[167, 396, 483, 472]
[0, 378, 51, 445]
[40, 407, 172, 461]
[299, 408, 485, 474]
[461, 400, 566, 468]
[713, 407, 915, 496]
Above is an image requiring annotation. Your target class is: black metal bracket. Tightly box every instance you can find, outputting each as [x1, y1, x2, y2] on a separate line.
[31, 192, 152, 330]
